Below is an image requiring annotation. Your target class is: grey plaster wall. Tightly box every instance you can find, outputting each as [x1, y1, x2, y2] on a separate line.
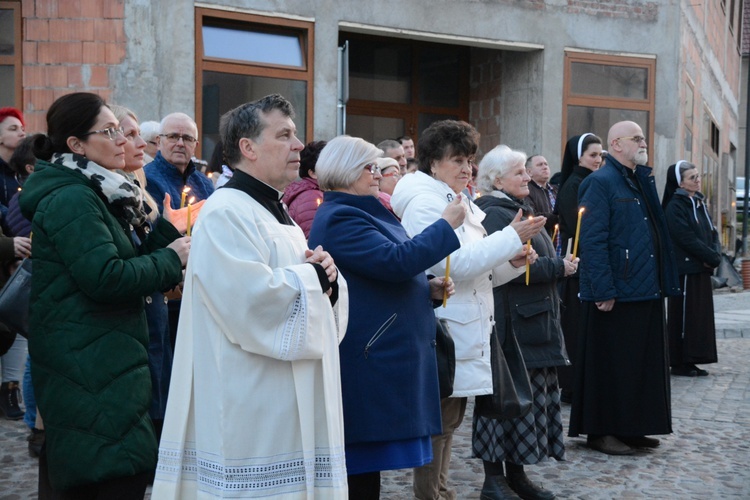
[499, 50, 544, 157]
[110, 0, 738, 186]
[115, 0, 196, 122]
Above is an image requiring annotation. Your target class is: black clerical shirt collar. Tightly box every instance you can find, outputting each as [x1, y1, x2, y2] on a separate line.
[223, 169, 294, 226]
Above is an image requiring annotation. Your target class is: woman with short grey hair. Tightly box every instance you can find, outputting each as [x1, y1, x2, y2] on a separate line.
[316, 136, 382, 191]
[309, 135, 466, 498]
[473, 144, 576, 500]
[475, 145, 527, 195]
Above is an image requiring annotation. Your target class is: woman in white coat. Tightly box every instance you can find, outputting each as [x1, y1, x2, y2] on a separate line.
[391, 120, 545, 500]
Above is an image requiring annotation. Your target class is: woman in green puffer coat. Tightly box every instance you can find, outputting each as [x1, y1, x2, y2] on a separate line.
[19, 92, 190, 498]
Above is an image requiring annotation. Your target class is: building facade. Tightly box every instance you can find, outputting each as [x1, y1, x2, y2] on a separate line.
[0, 0, 743, 248]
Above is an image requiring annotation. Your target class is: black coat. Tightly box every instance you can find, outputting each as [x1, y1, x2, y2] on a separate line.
[664, 189, 721, 275]
[475, 192, 569, 369]
[526, 180, 558, 234]
[555, 165, 593, 250]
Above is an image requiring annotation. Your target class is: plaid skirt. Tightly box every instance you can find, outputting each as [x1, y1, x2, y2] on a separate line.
[472, 367, 565, 464]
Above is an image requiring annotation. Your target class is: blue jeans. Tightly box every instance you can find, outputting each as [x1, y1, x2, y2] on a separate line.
[1, 334, 27, 381]
[23, 354, 36, 429]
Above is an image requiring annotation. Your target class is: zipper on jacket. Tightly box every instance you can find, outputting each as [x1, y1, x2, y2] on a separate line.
[364, 313, 397, 359]
[623, 249, 629, 279]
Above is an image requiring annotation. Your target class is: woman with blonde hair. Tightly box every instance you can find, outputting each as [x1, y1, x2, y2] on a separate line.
[110, 104, 201, 442]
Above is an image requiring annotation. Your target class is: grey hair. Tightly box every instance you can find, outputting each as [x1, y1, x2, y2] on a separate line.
[316, 136, 383, 191]
[159, 112, 198, 137]
[219, 94, 294, 167]
[377, 139, 401, 155]
[139, 121, 160, 142]
[476, 145, 528, 194]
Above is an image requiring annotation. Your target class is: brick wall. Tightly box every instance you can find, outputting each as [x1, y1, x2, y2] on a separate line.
[21, 0, 126, 133]
[565, 0, 658, 22]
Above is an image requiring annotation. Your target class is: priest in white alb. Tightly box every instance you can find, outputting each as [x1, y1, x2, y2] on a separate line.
[153, 94, 349, 499]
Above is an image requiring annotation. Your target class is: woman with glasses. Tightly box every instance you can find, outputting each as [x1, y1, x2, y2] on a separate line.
[308, 135, 465, 498]
[390, 120, 545, 500]
[19, 93, 189, 498]
[662, 161, 721, 377]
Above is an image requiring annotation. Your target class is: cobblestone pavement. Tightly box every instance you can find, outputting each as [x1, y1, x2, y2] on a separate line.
[2, 291, 749, 499]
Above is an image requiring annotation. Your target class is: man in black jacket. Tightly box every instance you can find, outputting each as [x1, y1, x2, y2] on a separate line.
[526, 154, 558, 235]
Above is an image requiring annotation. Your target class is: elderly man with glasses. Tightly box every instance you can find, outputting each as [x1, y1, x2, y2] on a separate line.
[144, 112, 215, 360]
[144, 112, 215, 214]
[568, 120, 680, 456]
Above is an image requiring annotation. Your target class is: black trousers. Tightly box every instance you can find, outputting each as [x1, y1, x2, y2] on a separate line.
[39, 446, 150, 500]
[348, 471, 381, 500]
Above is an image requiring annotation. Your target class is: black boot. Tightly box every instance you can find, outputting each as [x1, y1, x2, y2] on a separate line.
[0, 381, 24, 420]
[481, 460, 521, 499]
[27, 428, 45, 458]
[481, 475, 522, 499]
[505, 463, 555, 500]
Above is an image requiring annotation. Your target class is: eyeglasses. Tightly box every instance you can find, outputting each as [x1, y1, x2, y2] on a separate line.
[381, 170, 401, 178]
[82, 126, 125, 141]
[617, 135, 647, 144]
[685, 173, 703, 182]
[160, 133, 197, 144]
[363, 163, 381, 175]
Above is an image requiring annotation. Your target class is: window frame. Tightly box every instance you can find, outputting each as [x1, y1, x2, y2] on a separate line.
[195, 8, 314, 157]
[341, 32, 470, 142]
[0, 1, 22, 109]
[562, 51, 656, 151]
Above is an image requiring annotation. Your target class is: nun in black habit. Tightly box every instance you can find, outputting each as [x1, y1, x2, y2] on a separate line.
[554, 133, 602, 401]
[662, 161, 721, 377]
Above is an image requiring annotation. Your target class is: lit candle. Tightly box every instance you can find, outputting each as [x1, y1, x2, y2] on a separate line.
[572, 207, 584, 259]
[525, 216, 533, 285]
[186, 196, 195, 236]
[316, 197, 322, 207]
[180, 186, 191, 209]
[525, 239, 532, 285]
[551, 224, 558, 250]
[442, 254, 451, 308]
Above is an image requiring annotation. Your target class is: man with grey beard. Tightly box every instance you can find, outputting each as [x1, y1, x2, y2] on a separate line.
[568, 120, 681, 456]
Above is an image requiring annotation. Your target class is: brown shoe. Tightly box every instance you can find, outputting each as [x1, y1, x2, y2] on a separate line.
[618, 436, 660, 448]
[587, 435, 635, 455]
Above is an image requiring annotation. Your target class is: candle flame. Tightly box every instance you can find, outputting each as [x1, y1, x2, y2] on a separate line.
[579, 207, 585, 214]
[183, 186, 191, 193]
[188, 196, 195, 205]
[316, 198, 322, 207]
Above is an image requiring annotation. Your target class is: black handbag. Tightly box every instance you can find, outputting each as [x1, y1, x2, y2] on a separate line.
[435, 318, 456, 399]
[0, 258, 32, 338]
[474, 290, 533, 420]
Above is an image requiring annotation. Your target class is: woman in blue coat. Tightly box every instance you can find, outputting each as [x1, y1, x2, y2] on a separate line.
[308, 135, 465, 499]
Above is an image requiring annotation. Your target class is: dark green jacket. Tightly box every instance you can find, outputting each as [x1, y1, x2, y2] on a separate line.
[19, 159, 183, 490]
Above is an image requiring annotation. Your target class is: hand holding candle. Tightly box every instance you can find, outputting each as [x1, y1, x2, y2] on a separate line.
[572, 207, 584, 259]
[442, 254, 451, 308]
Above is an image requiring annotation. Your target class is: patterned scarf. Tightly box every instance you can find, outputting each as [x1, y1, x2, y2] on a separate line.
[51, 153, 147, 227]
